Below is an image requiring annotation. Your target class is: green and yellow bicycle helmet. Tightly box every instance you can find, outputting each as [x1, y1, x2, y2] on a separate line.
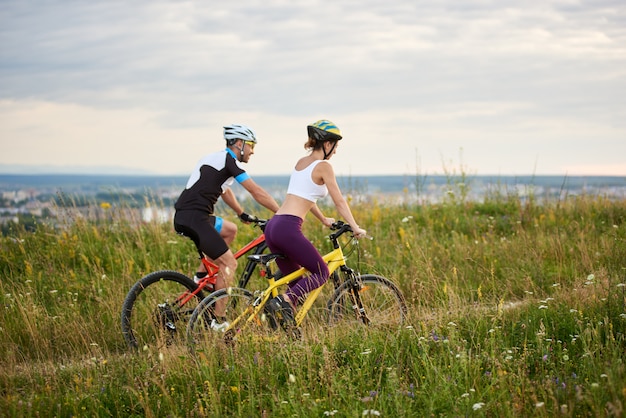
[307, 120, 342, 143]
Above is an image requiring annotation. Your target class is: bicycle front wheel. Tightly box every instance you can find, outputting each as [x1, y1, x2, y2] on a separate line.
[187, 287, 264, 356]
[121, 270, 205, 350]
[327, 274, 407, 329]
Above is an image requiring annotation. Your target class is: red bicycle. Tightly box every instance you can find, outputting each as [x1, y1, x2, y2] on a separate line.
[121, 218, 268, 350]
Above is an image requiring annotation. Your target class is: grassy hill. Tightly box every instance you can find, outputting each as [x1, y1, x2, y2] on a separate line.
[1, 191, 625, 416]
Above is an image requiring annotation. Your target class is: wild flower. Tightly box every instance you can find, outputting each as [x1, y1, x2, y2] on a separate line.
[362, 410, 381, 416]
[288, 374, 296, 383]
[536, 402, 545, 408]
[324, 410, 338, 416]
[472, 402, 485, 410]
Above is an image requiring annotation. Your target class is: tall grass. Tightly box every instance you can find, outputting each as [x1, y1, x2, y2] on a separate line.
[1, 188, 625, 416]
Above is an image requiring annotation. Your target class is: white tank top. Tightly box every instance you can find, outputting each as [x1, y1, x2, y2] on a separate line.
[286, 160, 329, 202]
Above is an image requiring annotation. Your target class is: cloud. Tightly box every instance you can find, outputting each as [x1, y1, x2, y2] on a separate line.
[1, 0, 625, 175]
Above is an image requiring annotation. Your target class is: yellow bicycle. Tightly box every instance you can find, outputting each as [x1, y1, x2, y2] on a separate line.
[186, 221, 407, 352]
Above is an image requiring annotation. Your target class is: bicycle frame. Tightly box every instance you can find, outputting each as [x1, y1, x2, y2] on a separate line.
[174, 231, 266, 307]
[227, 243, 349, 332]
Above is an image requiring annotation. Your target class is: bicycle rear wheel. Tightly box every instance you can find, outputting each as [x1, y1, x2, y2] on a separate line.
[327, 274, 407, 328]
[121, 270, 206, 350]
[187, 287, 276, 355]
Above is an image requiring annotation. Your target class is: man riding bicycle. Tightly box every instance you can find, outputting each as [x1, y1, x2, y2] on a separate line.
[173, 124, 280, 293]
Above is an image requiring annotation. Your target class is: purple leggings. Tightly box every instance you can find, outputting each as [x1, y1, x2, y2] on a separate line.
[264, 214, 329, 306]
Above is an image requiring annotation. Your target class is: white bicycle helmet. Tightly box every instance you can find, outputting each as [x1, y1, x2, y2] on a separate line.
[223, 124, 257, 145]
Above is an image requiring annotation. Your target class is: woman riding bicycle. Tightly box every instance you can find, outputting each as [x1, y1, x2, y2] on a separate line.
[264, 120, 367, 325]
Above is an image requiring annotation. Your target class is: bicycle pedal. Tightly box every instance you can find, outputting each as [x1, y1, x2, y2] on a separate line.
[210, 319, 230, 333]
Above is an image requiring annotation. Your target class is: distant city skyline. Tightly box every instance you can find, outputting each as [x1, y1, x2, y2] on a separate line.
[1, 1, 625, 177]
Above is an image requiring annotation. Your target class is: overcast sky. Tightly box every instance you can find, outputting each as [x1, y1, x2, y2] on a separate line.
[1, 0, 625, 177]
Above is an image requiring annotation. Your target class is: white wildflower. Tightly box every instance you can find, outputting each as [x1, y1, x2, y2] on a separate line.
[472, 402, 485, 410]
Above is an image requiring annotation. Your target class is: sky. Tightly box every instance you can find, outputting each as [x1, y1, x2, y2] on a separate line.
[1, 0, 625, 177]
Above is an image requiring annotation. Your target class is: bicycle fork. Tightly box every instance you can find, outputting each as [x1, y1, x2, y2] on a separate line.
[342, 267, 371, 325]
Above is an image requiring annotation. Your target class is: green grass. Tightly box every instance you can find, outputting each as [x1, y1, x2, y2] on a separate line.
[1, 191, 625, 417]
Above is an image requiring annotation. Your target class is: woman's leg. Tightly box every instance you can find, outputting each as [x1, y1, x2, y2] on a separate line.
[265, 215, 329, 306]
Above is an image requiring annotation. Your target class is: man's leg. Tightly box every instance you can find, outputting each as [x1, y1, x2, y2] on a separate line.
[196, 218, 237, 275]
[220, 219, 238, 245]
[213, 249, 238, 317]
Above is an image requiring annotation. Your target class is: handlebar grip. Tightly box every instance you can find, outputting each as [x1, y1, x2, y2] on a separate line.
[239, 212, 259, 223]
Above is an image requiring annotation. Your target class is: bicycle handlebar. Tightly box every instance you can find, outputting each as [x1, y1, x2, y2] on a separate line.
[329, 220, 353, 241]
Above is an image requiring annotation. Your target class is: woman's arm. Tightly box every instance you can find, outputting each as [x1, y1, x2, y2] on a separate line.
[310, 203, 334, 227]
[317, 162, 366, 237]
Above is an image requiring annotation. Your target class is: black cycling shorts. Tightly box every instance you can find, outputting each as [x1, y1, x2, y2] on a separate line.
[173, 210, 229, 260]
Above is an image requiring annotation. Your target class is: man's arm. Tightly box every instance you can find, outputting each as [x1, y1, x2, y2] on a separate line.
[221, 188, 244, 216]
[239, 178, 280, 213]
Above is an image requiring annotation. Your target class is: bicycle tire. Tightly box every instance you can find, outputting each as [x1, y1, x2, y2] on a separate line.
[121, 270, 206, 350]
[327, 274, 407, 329]
[187, 287, 272, 355]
